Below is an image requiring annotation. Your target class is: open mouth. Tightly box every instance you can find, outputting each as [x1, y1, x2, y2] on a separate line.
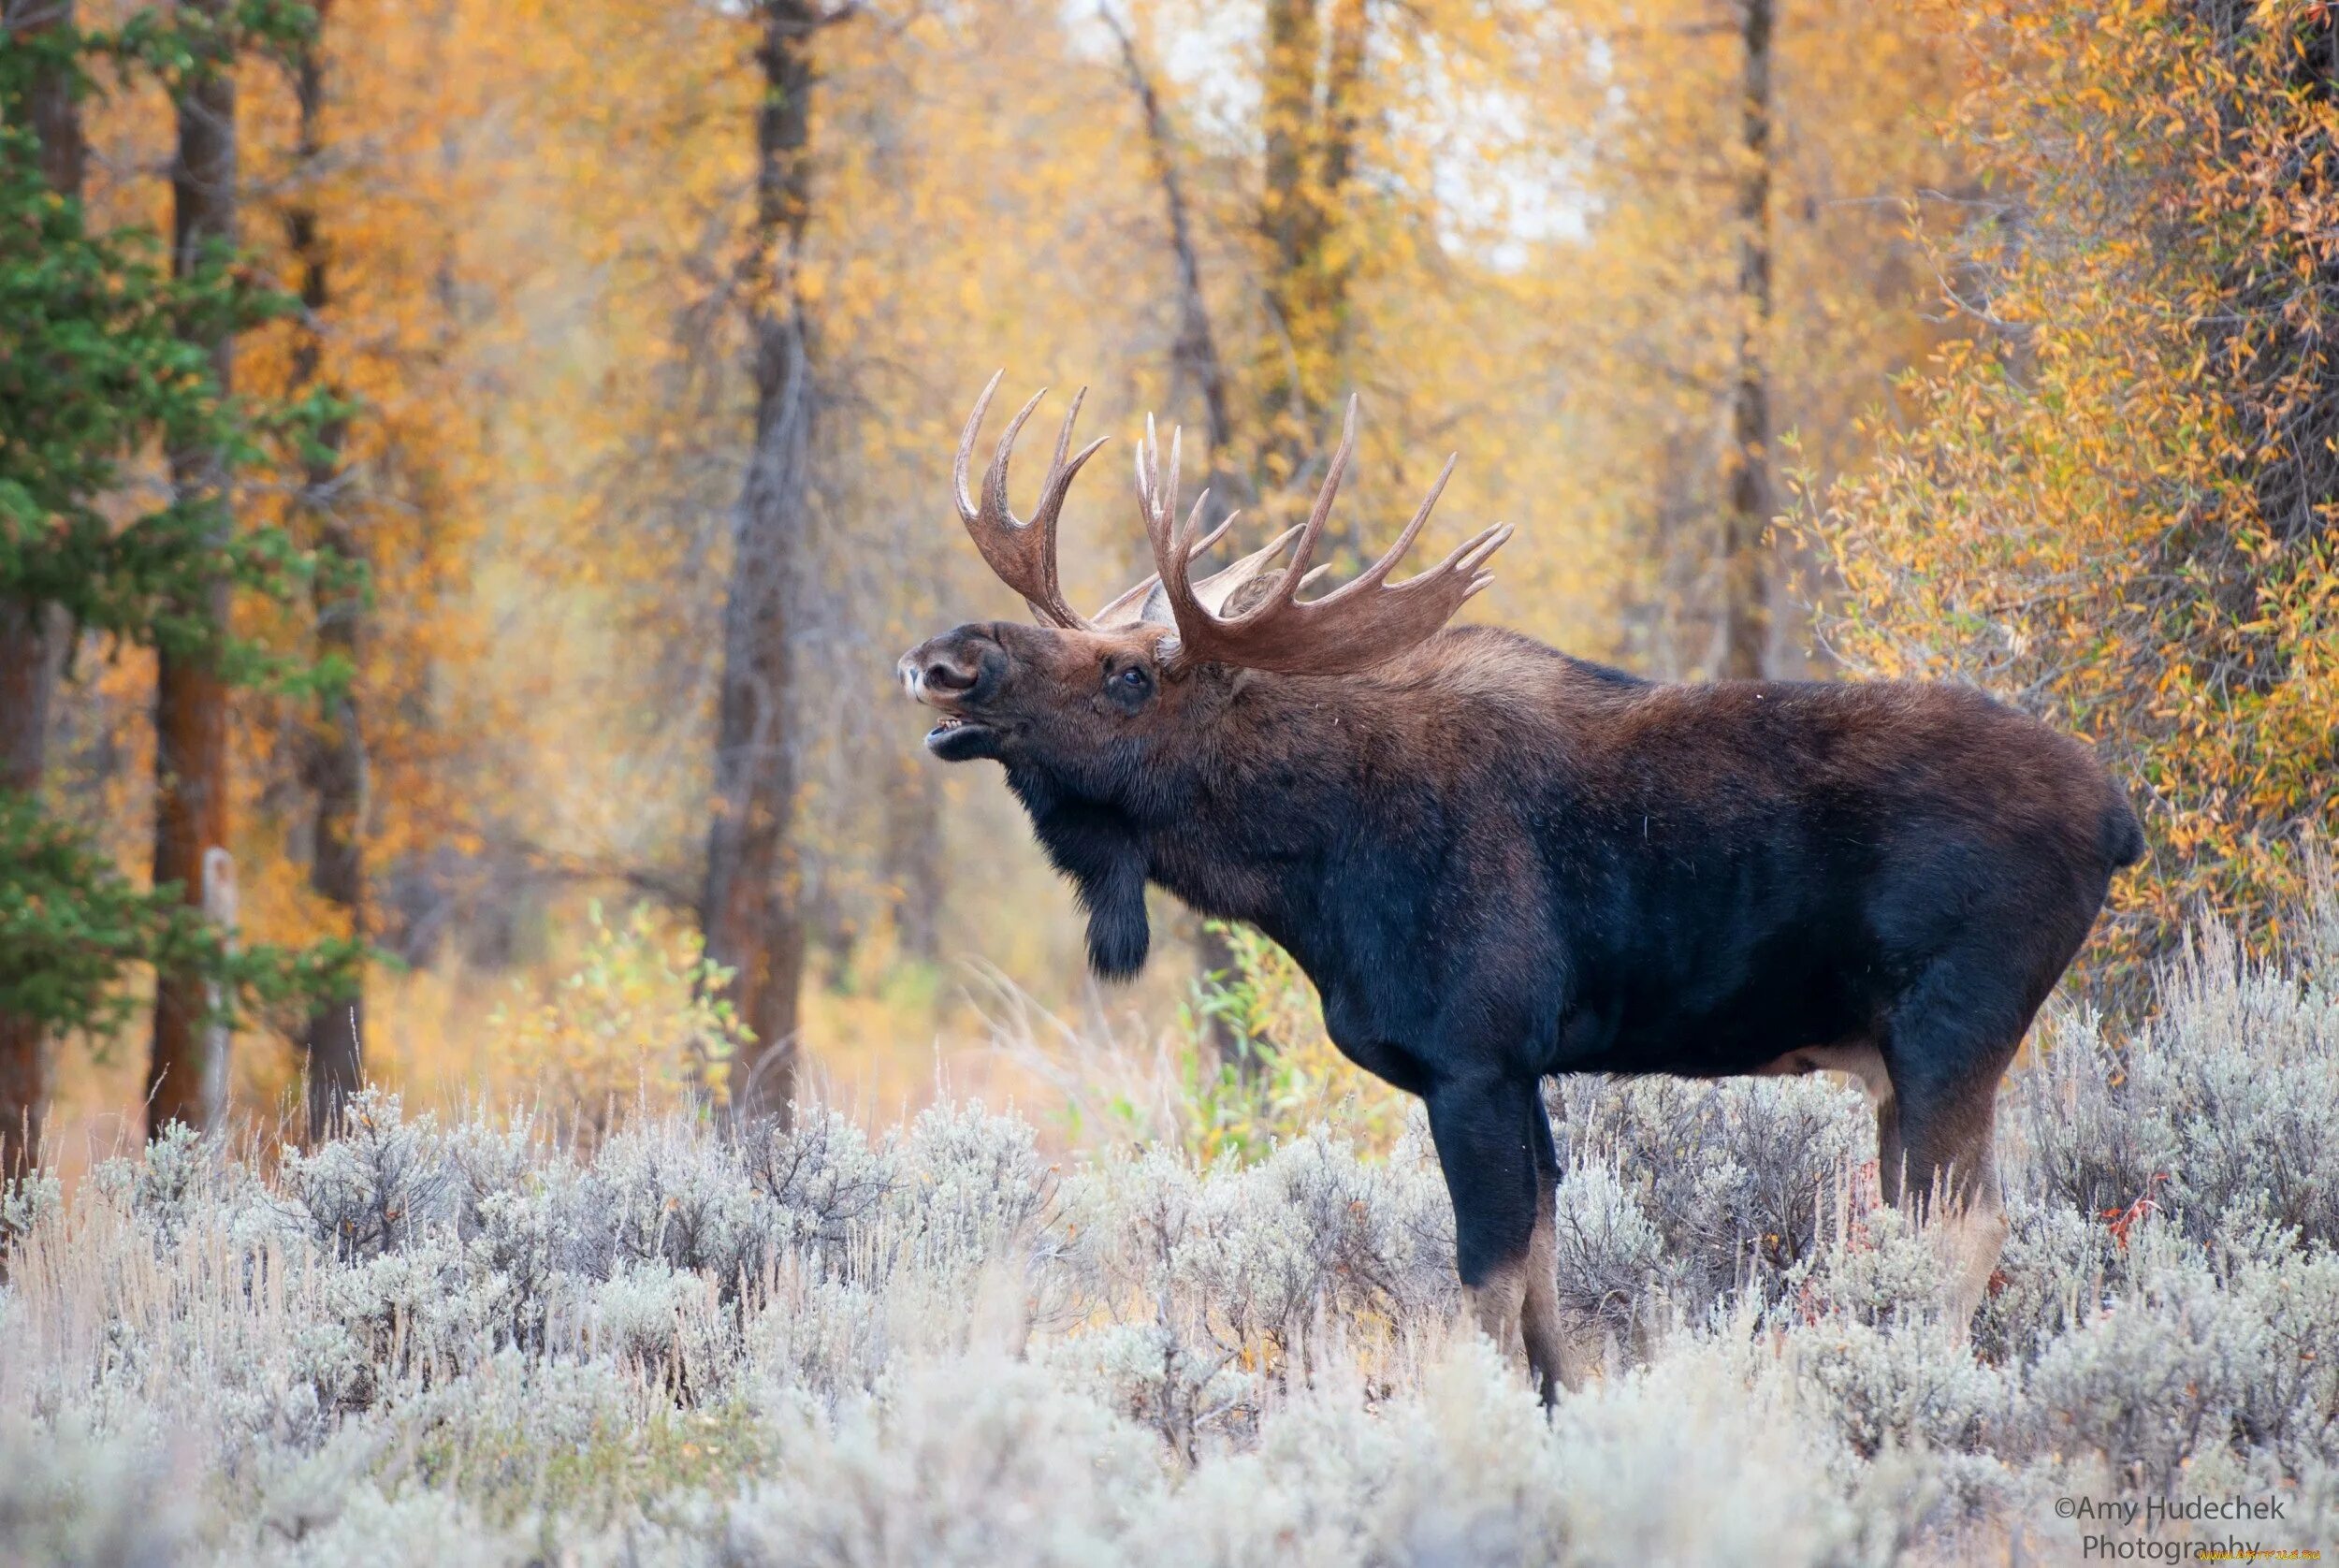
[923, 714, 995, 759]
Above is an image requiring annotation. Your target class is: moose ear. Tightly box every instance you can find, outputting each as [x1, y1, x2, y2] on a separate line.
[1138, 577, 1176, 628]
[1119, 523, 1315, 630]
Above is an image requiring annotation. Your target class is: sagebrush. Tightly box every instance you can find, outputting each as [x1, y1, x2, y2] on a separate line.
[3, 907, 2336, 1565]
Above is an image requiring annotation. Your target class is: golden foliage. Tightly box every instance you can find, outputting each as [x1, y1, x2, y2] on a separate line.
[36, 0, 2321, 1137]
[1553, 0, 1965, 675]
[1816, 0, 2339, 965]
[486, 903, 745, 1133]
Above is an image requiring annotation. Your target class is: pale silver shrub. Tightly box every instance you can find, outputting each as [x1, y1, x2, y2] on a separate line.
[742, 1263, 902, 1405]
[719, 1356, 1164, 1568]
[206, 1350, 706, 1555]
[312, 1241, 468, 1372]
[1185, 1128, 1452, 1354]
[1540, 1335, 1878, 1566]
[2206, 1239, 2339, 1474]
[2013, 922, 2339, 1248]
[586, 1260, 733, 1393]
[3, 1188, 374, 1460]
[1547, 1159, 1666, 1348]
[578, 1114, 780, 1290]
[0, 889, 2332, 1564]
[1042, 1146, 1258, 1455]
[1152, 1333, 1883, 1568]
[1038, 1319, 1254, 1464]
[2148, 927, 2339, 1243]
[0, 1416, 191, 1568]
[440, 1107, 545, 1233]
[1145, 1337, 1571, 1568]
[738, 1106, 900, 1260]
[1791, 1315, 2012, 1460]
[460, 1179, 580, 1349]
[2026, 1222, 2339, 1489]
[1551, 1070, 1867, 1313]
[2, 1167, 62, 1245]
[2027, 1276, 2250, 1493]
[2009, 1005, 2176, 1232]
[1789, 1204, 1953, 1328]
[278, 1090, 459, 1257]
[93, 1120, 234, 1242]
[1969, 1197, 2116, 1364]
[1047, 1139, 1204, 1308]
[448, 1349, 647, 1450]
[1036, 1125, 1456, 1454]
[381, 1352, 653, 1511]
[240, 1481, 529, 1568]
[763, 1254, 1065, 1412]
[885, 1100, 1053, 1270]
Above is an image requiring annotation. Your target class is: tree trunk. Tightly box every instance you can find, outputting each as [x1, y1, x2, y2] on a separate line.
[8, 0, 81, 193]
[1319, 0, 1367, 203]
[1257, 0, 1325, 501]
[704, 0, 823, 1125]
[877, 760, 942, 965]
[0, 0, 82, 1170]
[288, 7, 364, 1140]
[0, 598, 61, 1170]
[150, 0, 238, 1136]
[1721, 0, 1776, 681]
[1223, 0, 1372, 1071]
[1103, 8, 1239, 511]
[1255, 0, 1368, 549]
[1104, 8, 1262, 1074]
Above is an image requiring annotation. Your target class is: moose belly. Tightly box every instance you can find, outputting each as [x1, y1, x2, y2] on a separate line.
[1750, 1040, 1891, 1102]
[1568, 935, 1883, 1082]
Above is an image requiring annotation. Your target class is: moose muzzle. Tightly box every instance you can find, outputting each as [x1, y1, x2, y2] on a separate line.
[898, 629, 1005, 762]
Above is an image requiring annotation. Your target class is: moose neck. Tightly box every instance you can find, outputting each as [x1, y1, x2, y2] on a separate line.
[1003, 668, 1384, 981]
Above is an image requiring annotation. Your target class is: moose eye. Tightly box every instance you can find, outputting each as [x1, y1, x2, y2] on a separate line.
[1116, 666, 1150, 691]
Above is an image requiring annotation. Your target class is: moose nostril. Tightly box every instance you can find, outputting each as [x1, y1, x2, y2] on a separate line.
[923, 659, 977, 692]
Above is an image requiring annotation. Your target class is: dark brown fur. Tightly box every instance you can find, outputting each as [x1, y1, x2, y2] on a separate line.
[901, 617, 2143, 1397]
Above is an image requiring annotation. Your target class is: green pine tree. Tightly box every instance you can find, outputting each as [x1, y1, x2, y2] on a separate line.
[0, 4, 361, 1168]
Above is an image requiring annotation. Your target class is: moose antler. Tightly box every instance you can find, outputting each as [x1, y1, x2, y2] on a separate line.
[956, 372, 1253, 630]
[1136, 397, 1511, 675]
[954, 371, 1111, 629]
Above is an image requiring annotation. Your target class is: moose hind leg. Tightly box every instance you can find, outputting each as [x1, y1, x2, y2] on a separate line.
[1521, 1097, 1580, 1400]
[1425, 1073, 1577, 1404]
[1881, 965, 2024, 1331]
[1903, 1092, 2010, 1331]
[1876, 1091, 1906, 1207]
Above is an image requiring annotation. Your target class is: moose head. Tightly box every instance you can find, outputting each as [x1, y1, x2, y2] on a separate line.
[899, 372, 1510, 791]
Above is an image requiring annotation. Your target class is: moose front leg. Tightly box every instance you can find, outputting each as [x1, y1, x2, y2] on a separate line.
[1424, 1071, 1579, 1404]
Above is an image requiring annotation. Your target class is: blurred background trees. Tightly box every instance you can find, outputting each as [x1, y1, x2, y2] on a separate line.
[1, 0, 2331, 1155]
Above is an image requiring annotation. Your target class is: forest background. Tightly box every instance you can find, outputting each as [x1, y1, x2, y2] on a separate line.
[3, 0, 2334, 1166]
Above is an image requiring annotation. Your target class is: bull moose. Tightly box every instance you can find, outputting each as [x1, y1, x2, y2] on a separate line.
[899, 374, 2143, 1401]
